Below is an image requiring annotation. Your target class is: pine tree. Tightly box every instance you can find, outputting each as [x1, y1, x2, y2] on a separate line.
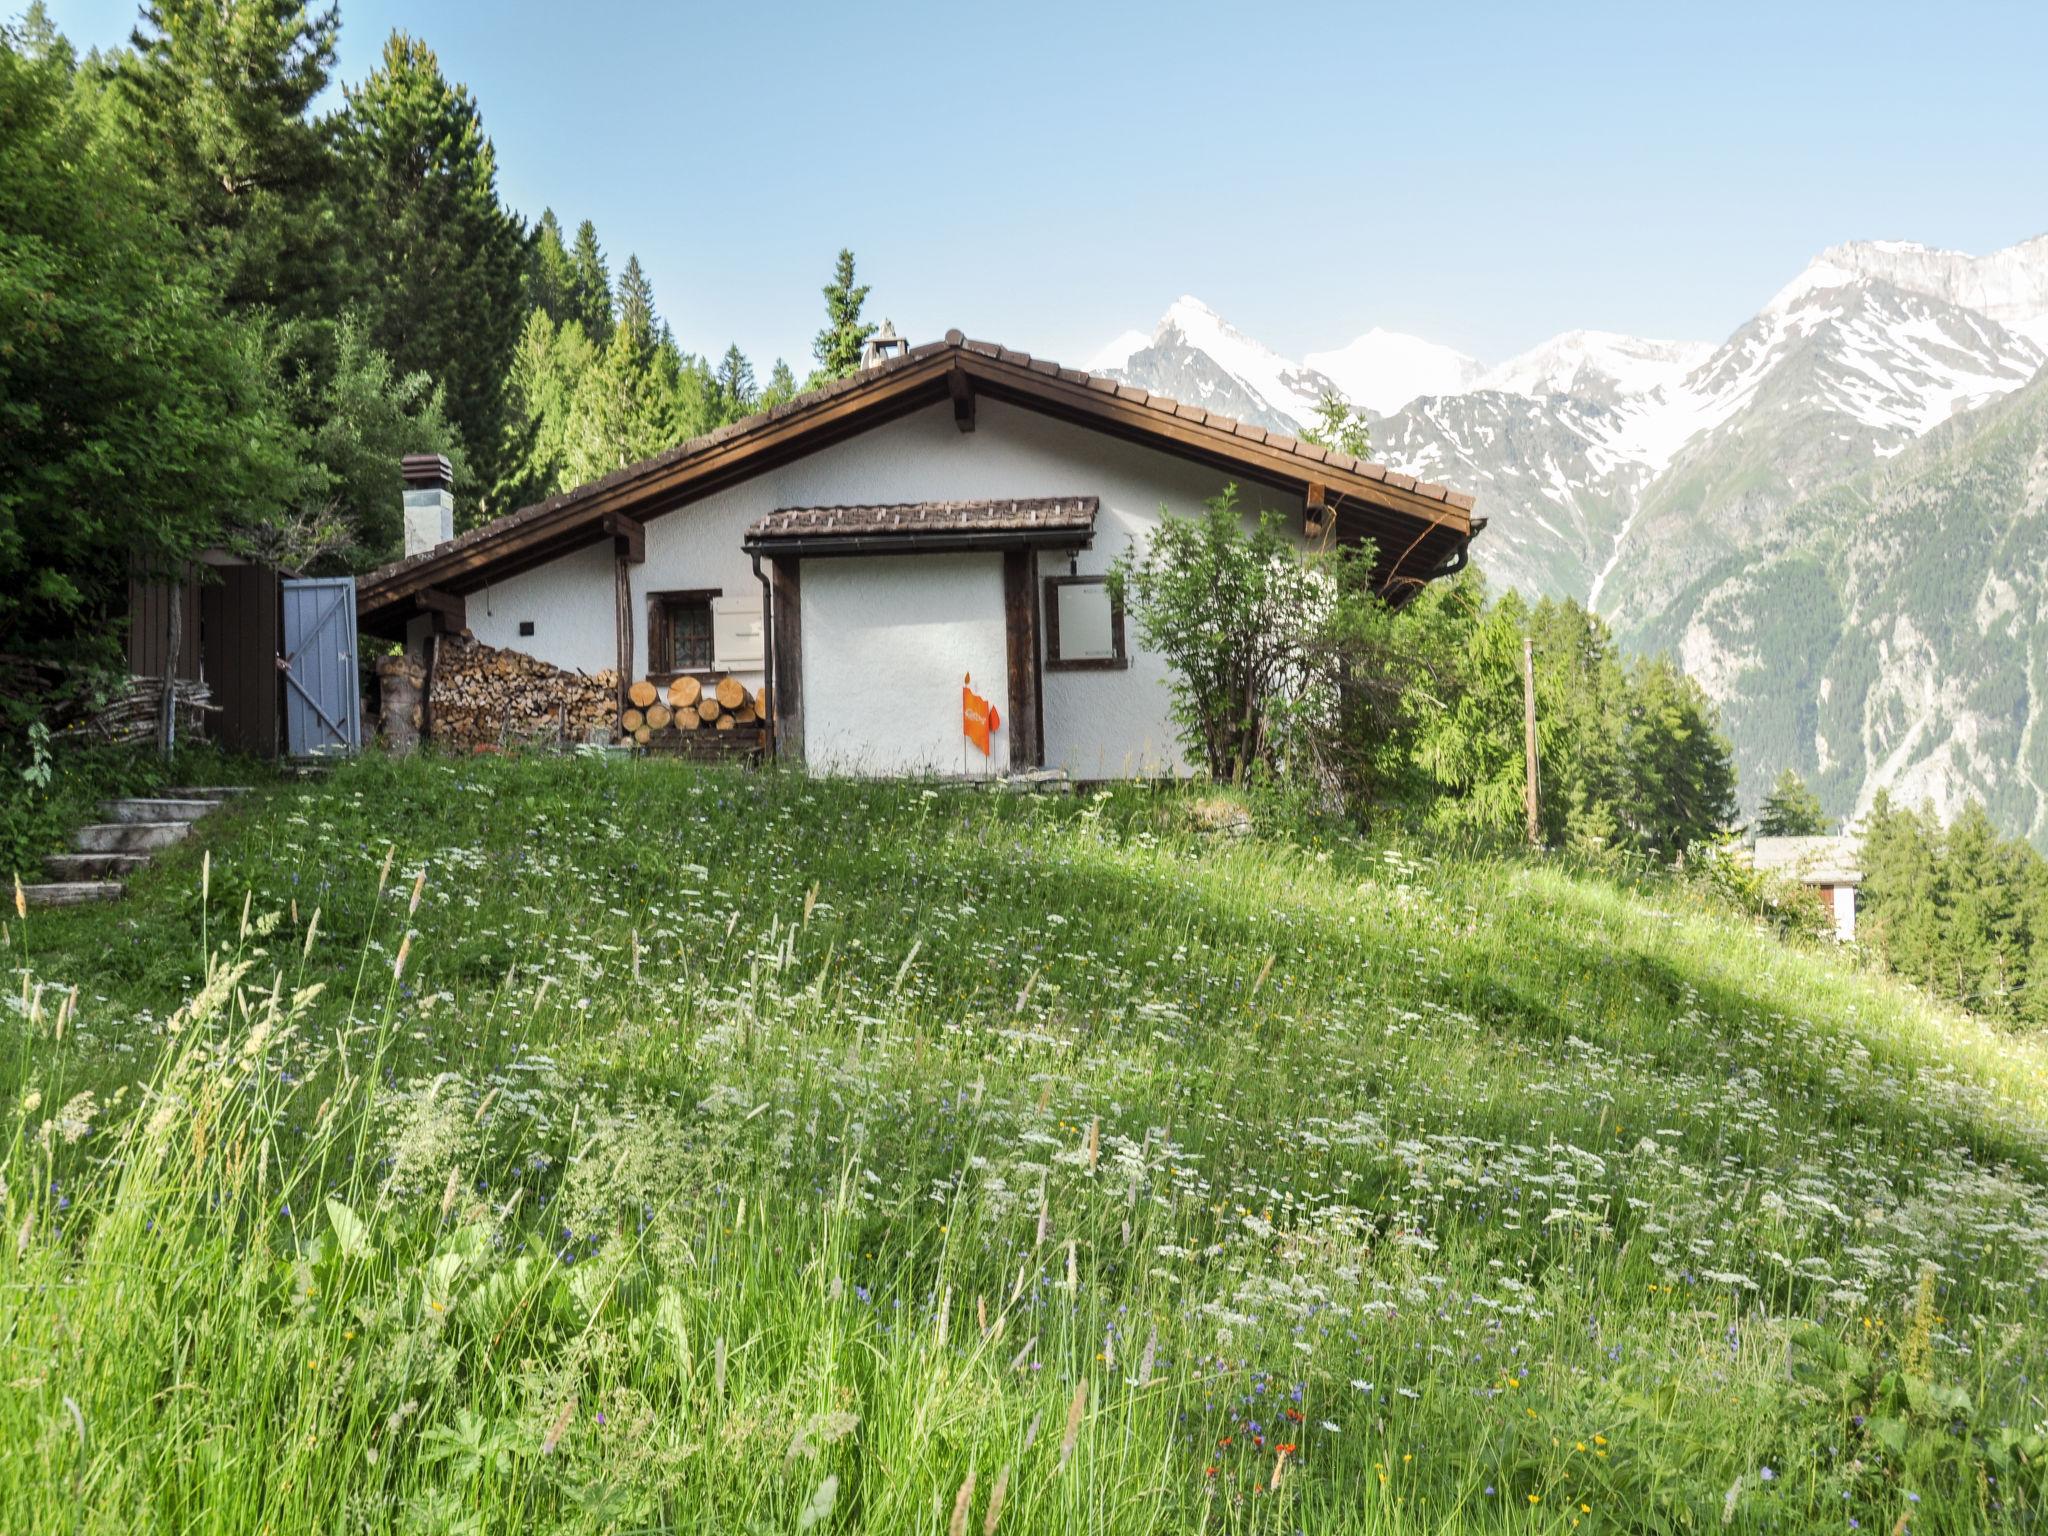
[118, 0, 342, 325]
[337, 32, 526, 511]
[811, 247, 875, 381]
[761, 358, 799, 408]
[713, 344, 757, 424]
[569, 220, 611, 343]
[1757, 768, 1829, 836]
[528, 208, 575, 324]
[614, 255, 657, 356]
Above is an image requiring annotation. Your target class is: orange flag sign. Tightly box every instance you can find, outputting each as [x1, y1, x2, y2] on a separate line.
[962, 672, 1001, 756]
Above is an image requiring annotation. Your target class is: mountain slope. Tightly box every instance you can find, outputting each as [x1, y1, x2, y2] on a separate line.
[1109, 296, 1342, 431]
[1081, 236, 2048, 835]
[1648, 368, 2048, 832]
[1303, 328, 1482, 415]
[1594, 275, 2046, 637]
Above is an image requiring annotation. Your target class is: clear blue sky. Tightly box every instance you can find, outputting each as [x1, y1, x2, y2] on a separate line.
[38, 0, 2048, 372]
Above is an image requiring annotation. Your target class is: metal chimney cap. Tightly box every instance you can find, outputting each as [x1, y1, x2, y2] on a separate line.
[401, 453, 455, 491]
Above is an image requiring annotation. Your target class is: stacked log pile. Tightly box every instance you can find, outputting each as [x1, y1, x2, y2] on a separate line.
[429, 634, 619, 750]
[621, 674, 768, 752]
[63, 676, 218, 745]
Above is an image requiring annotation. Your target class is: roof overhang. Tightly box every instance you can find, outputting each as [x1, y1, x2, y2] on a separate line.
[744, 495, 1098, 559]
[356, 334, 1479, 637]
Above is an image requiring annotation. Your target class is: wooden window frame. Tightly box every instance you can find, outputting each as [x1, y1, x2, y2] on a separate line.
[1042, 573, 1128, 672]
[646, 587, 721, 682]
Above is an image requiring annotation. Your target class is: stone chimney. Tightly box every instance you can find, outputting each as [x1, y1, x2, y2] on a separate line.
[860, 319, 909, 370]
[401, 453, 455, 557]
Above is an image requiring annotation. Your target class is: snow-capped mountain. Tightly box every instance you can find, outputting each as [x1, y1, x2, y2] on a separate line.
[1106, 297, 1343, 433]
[1304, 330, 1483, 416]
[1477, 330, 1712, 411]
[1083, 234, 2048, 837]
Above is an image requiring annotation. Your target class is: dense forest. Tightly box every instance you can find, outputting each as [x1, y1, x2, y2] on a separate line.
[0, 0, 876, 687]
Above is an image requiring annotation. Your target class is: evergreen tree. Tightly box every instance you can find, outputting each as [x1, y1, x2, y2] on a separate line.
[1860, 794, 1947, 985]
[712, 344, 757, 424]
[117, 0, 342, 326]
[337, 32, 526, 511]
[1621, 656, 1738, 858]
[761, 358, 800, 409]
[568, 219, 611, 342]
[527, 208, 575, 324]
[1757, 768, 1830, 836]
[614, 254, 657, 356]
[285, 311, 469, 568]
[811, 247, 875, 381]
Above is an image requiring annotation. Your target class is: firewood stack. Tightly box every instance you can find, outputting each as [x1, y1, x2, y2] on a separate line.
[430, 634, 619, 749]
[63, 675, 218, 745]
[620, 674, 768, 747]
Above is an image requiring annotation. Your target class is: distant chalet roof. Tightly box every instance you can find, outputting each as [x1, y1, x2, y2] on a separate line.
[745, 496, 1098, 555]
[1752, 835, 1862, 886]
[356, 329, 1481, 636]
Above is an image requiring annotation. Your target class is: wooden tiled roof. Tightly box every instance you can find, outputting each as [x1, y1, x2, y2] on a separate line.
[357, 331, 1480, 633]
[748, 496, 1099, 542]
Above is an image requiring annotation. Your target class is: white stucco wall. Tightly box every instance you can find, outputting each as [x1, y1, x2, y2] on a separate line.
[458, 397, 1310, 776]
[800, 553, 1009, 776]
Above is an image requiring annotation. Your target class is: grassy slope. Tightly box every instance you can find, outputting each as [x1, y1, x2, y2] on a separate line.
[3, 754, 2046, 1534]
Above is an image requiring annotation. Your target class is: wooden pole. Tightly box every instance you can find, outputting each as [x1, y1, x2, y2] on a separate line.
[160, 579, 182, 759]
[1522, 636, 1540, 847]
[614, 557, 632, 719]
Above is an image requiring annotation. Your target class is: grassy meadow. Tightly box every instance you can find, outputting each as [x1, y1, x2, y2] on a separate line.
[3, 752, 2046, 1534]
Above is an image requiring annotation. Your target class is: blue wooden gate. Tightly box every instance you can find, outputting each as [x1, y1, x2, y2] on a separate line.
[281, 578, 361, 757]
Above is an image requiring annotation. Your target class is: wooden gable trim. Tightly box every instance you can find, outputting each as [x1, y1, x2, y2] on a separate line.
[358, 343, 1475, 632]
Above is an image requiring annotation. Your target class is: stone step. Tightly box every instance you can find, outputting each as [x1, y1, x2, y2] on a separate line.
[71, 821, 191, 853]
[19, 881, 124, 908]
[44, 851, 151, 881]
[161, 786, 252, 800]
[100, 797, 220, 824]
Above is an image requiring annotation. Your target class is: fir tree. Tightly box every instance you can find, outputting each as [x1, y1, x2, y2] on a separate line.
[1757, 768, 1830, 836]
[337, 32, 526, 511]
[568, 219, 611, 342]
[811, 247, 875, 381]
[713, 344, 757, 424]
[118, 0, 342, 325]
[614, 254, 657, 356]
[761, 358, 799, 408]
[527, 208, 575, 324]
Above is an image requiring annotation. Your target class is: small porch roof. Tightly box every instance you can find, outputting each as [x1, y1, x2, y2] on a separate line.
[744, 496, 1099, 557]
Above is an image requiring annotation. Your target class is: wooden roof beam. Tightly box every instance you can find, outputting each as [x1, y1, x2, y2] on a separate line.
[950, 367, 976, 433]
[605, 513, 645, 564]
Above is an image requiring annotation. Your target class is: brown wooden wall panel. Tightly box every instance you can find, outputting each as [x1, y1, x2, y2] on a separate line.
[203, 564, 281, 757]
[127, 573, 202, 681]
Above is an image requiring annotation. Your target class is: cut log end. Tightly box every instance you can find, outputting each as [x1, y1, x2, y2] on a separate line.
[667, 675, 702, 709]
[628, 679, 659, 709]
[715, 675, 746, 710]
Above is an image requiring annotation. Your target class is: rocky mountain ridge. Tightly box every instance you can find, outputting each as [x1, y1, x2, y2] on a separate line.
[1096, 235, 2048, 833]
